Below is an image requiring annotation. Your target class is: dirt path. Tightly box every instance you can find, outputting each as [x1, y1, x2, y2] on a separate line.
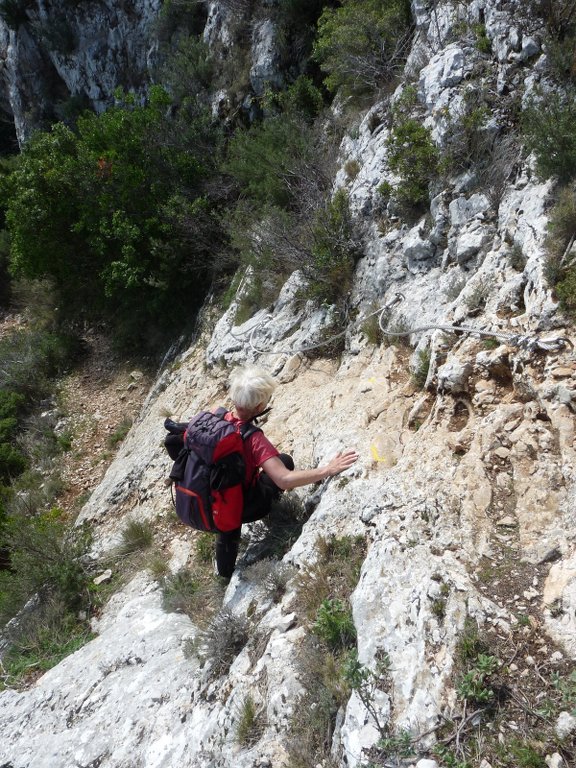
[55, 332, 154, 515]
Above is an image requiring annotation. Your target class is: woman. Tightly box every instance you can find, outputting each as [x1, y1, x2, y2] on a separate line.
[216, 365, 359, 578]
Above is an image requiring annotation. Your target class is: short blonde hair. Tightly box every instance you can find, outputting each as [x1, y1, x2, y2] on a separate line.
[229, 365, 277, 411]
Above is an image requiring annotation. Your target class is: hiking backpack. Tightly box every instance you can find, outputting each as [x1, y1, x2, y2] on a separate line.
[163, 408, 260, 533]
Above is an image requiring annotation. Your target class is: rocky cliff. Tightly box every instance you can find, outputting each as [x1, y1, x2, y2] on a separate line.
[1, 1, 575, 767]
[0, 0, 162, 144]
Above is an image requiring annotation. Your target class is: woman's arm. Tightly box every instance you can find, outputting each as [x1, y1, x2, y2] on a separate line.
[261, 450, 359, 491]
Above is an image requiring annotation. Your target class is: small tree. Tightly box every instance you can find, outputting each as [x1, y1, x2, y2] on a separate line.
[2, 88, 221, 351]
[313, 0, 412, 97]
[387, 117, 439, 209]
[522, 89, 576, 182]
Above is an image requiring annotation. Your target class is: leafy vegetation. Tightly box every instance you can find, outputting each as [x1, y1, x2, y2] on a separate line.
[387, 113, 439, 210]
[224, 76, 360, 313]
[1, 87, 222, 353]
[286, 534, 366, 766]
[0, 283, 83, 535]
[542, 185, 576, 317]
[313, 0, 412, 97]
[522, 89, 576, 183]
[0, 506, 96, 688]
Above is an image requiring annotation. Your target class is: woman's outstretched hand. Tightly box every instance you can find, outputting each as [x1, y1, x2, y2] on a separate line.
[325, 449, 359, 477]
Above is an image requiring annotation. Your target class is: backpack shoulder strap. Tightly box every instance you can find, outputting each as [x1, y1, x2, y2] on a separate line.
[214, 407, 229, 418]
[239, 422, 262, 441]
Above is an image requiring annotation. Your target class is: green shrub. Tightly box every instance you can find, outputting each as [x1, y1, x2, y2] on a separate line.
[542, 185, 576, 316]
[158, 34, 214, 105]
[546, 35, 576, 83]
[224, 114, 315, 208]
[293, 534, 366, 624]
[236, 694, 264, 746]
[412, 348, 431, 389]
[271, 76, 325, 123]
[473, 23, 491, 54]
[161, 569, 202, 616]
[286, 637, 350, 768]
[456, 653, 499, 704]
[118, 518, 154, 556]
[161, 567, 225, 623]
[194, 532, 215, 565]
[342, 650, 391, 739]
[313, 0, 412, 97]
[107, 417, 132, 448]
[36, 16, 78, 55]
[0, 598, 94, 689]
[522, 89, 576, 182]
[2, 87, 220, 353]
[155, 0, 207, 43]
[197, 607, 250, 677]
[313, 598, 356, 650]
[0, 507, 92, 625]
[0, 443, 27, 481]
[0, 325, 79, 401]
[387, 116, 439, 209]
[503, 740, 546, 768]
[554, 266, 576, 315]
[307, 188, 360, 305]
[440, 92, 492, 175]
[277, 0, 325, 25]
[456, 618, 490, 664]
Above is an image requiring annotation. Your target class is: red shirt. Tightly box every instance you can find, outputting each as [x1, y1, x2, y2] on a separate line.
[223, 412, 279, 485]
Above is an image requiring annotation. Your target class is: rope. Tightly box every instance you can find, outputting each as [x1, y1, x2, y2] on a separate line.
[227, 293, 572, 357]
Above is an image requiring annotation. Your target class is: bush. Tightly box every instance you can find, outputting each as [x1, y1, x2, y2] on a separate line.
[313, 597, 356, 650]
[387, 116, 439, 209]
[197, 607, 250, 677]
[161, 567, 225, 622]
[0, 325, 79, 401]
[161, 569, 202, 616]
[158, 34, 214, 106]
[0, 443, 27, 482]
[0, 597, 93, 689]
[542, 185, 576, 316]
[522, 89, 576, 182]
[313, 0, 412, 97]
[2, 87, 221, 353]
[307, 188, 361, 305]
[532, 0, 576, 42]
[440, 91, 492, 175]
[293, 534, 366, 624]
[412, 348, 431, 389]
[286, 636, 350, 768]
[224, 113, 317, 208]
[236, 695, 264, 746]
[155, 0, 207, 43]
[0, 507, 92, 626]
[264, 76, 325, 123]
[118, 518, 154, 556]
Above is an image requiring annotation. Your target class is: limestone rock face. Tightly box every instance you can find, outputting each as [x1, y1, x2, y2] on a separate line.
[0, 0, 162, 144]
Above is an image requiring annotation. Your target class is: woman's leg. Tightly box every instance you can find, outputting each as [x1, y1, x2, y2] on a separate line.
[215, 527, 241, 578]
[215, 454, 294, 577]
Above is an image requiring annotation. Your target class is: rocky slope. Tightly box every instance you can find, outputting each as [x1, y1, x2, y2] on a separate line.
[1, 1, 576, 767]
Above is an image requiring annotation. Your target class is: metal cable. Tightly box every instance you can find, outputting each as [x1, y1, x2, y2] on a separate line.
[226, 294, 572, 357]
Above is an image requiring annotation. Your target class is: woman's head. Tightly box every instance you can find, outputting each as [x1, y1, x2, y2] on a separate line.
[229, 365, 277, 414]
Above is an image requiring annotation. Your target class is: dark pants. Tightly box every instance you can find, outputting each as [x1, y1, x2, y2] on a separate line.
[215, 454, 294, 578]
